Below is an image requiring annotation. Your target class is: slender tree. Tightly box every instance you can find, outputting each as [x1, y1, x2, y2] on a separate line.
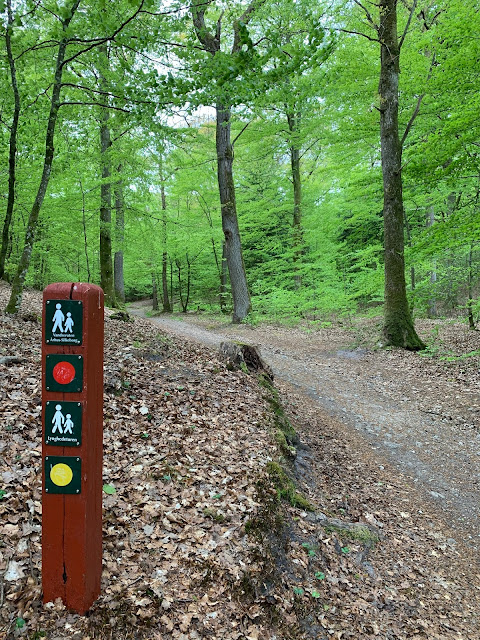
[6, 0, 82, 313]
[191, 0, 255, 322]
[159, 154, 172, 312]
[348, 0, 425, 349]
[5, 0, 148, 312]
[114, 165, 126, 305]
[0, 0, 21, 280]
[98, 44, 117, 307]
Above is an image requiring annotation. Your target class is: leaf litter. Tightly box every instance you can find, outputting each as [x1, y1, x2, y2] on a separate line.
[0, 282, 479, 639]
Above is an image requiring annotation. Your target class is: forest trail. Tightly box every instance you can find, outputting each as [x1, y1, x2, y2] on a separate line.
[129, 301, 480, 552]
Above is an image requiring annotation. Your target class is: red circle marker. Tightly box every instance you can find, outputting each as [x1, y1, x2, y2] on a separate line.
[52, 361, 76, 385]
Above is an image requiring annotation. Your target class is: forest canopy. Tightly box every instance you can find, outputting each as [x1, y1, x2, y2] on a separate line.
[1, 0, 479, 345]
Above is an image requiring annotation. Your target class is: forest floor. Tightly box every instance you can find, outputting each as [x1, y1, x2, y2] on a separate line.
[0, 283, 479, 640]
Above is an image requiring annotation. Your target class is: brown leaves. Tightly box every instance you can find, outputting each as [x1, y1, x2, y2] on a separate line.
[0, 283, 276, 639]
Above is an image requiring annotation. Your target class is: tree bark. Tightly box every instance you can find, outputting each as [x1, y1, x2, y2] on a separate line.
[79, 178, 91, 282]
[6, 0, 81, 314]
[467, 244, 476, 330]
[191, 0, 252, 323]
[216, 102, 251, 322]
[0, 0, 21, 281]
[152, 272, 159, 311]
[287, 110, 303, 290]
[159, 155, 172, 312]
[114, 165, 125, 305]
[403, 212, 415, 292]
[426, 203, 436, 318]
[379, 0, 425, 349]
[99, 44, 116, 308]
[220, 240, 228, 313]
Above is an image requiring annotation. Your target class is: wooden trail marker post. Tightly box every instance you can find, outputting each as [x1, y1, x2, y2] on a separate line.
[42, 283, 104, 614]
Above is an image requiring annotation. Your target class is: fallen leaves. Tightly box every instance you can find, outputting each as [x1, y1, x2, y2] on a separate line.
[2, 283, 480, 639]
[0, 283, 276, 639]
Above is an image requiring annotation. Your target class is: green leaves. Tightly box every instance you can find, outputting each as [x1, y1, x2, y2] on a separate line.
[103, 484, 116, 495]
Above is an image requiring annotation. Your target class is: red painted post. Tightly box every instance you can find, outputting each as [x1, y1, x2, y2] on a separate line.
[42, 283, 104, 614]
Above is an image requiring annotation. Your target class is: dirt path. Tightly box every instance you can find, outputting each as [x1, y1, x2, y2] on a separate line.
[129, 302, 480, 552]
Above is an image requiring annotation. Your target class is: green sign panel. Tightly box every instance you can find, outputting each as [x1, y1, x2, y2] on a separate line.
[44, 456, 81, 494]
[44, 401, 82, 447]
[45, 299, 83, 345]
[46, 354, 83, 393]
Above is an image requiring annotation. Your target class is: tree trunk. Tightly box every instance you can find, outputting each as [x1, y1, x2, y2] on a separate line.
[170, 259, 174, 311]
[467, 244, 476, 330]
[403, 212, 415, 293]
[176, 259, 185, 312]
[0, 0, 20, 281]
[379, 0, 425, 350]
[152, 272, 159, 311]
[6, 1, 81, 314]
[191, 0, 253, 323]
[159, 156, 172, 312]
[216, 102, 252, 322]
[426, 203, 436, 318]
[220, 240, 228, 313]
[287, 110, 303, 290]
[79, 178, 91, 281]
[99, 45, 116, 308]
[114, 165, 125, 305]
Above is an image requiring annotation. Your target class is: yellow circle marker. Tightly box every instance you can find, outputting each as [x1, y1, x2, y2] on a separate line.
[50, 463, 73, 487]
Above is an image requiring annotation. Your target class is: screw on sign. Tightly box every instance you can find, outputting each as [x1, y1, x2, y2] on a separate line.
[42, 283, 104, 615]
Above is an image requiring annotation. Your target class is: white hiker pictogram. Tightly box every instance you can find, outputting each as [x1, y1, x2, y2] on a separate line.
[64, 312, 74, 333]
[52, 303, 65, 333]
[52, 404, 65, 434]
[63, 414, 74, 434]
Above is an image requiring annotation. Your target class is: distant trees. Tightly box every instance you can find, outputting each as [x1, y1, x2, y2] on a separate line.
[0, 0, 478, 340]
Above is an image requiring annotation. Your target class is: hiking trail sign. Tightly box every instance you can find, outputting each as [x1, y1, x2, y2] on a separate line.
[42, 283, 104, 614]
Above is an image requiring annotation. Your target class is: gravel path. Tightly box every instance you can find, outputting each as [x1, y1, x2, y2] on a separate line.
[129, 302, 480, 551]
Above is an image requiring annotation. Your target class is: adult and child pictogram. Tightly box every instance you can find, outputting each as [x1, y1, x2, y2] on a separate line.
[45, 299, 83, 345]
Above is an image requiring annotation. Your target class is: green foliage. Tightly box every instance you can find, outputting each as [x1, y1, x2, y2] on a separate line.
[0, 0, 478, 326]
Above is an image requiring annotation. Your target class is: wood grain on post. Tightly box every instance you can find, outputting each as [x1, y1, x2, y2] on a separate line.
[42, 282, 104, 614]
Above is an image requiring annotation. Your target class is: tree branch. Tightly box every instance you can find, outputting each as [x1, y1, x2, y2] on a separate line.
[338, 28, 380, 43]
[399, 0, 418, 50]
[61, 0, 146, 68]
[59, 101, 131, 113]
[352, 0, 379, 31]
[232, 120, 252, 146]
[61, 82, 155, 105]
[191, 0, 218, 53]
[400, 93, 424, 147]
[233, 0, 264, 52]
[401, 52, 436, 146]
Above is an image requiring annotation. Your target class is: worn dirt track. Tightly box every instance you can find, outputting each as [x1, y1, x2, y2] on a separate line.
[129, 301, 480, 554]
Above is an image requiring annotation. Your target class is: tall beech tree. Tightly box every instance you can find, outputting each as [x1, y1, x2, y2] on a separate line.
[350, 0, 425, 349]
[190, 0, 256, 323]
